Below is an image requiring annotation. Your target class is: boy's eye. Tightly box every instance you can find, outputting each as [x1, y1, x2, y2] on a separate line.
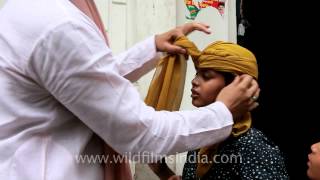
[195, 72, 200, 78]
[195, 70, 215, 80]
[202, 71, 214, 80]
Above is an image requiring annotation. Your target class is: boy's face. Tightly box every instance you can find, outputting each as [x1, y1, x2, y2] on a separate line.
[191, 68, 226, 107]
[308, 142, 320, 180]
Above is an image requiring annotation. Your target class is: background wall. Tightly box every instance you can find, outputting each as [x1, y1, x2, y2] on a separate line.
[0, 0, 5, 7]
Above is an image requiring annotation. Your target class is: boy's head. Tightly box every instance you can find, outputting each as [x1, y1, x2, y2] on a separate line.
[191, 69, 233, 107]
[191, 41, 257, 107]
[308, 142, 320, 180]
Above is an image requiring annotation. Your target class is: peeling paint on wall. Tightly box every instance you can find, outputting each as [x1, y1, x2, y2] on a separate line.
[185, 0, 226, 19]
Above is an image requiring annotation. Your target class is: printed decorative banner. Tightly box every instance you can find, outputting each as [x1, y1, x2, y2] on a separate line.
[185, 0, 225, 20]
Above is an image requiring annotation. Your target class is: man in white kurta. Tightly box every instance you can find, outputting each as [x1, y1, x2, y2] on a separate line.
[0, 0, 258, 179]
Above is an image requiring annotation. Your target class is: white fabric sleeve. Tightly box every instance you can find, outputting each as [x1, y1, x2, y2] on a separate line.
[113, 36, 161, 82]
[27, 21, 233, 161]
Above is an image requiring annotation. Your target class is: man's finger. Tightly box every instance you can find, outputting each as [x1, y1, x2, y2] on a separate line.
[253, 88, 260, 99]
[166, 44, 186, 54]
[230, 75, 240, 85]
[249, 88, 260, 102]
[247, 82, 259, 98]
[238, 75, 253, 88]
[193, 22, 211, 34]
[182, 22, 211, 35]
[172, 30, 184, 40]
[249, 102, 259, 111]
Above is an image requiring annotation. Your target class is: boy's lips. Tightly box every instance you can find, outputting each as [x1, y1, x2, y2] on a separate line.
[191, 89, 199, 97]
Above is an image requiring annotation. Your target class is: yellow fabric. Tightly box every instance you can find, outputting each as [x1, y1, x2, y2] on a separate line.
[144, 53, 187, 110]
[145, 36, 258, 178]
[144, 37, 199, 110]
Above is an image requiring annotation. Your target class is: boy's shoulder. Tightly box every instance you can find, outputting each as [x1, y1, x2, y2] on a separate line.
[222, 128, 281, 154]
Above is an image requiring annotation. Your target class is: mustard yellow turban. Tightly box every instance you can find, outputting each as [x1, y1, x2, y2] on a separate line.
[196, 41, 258, 79]
[144, 36, 258, 178]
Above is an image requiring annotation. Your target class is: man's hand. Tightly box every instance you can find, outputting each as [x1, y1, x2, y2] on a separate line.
[155, 22, 211, 54]
[216, 74, 260, 119]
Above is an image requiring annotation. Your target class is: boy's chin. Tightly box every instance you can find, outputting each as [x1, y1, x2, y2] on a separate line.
[306, 168, 320, 180]
[192, 100, 207, 108]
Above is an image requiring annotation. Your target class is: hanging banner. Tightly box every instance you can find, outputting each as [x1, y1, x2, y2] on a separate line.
[185, 0, 225, 20]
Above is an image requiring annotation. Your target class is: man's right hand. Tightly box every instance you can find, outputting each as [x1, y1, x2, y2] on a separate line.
[216, 74, 260, 119]
[155, 22, 211, 54]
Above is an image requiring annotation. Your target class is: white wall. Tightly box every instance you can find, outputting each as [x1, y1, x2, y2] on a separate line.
[0, 0, 6, 7]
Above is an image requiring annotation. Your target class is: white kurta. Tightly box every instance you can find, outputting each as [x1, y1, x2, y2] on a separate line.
[0, 0, 233, 179]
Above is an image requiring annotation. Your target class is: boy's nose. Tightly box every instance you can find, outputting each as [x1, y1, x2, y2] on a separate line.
[311, 142, 320, 153]
[192, 77, 199, 86]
